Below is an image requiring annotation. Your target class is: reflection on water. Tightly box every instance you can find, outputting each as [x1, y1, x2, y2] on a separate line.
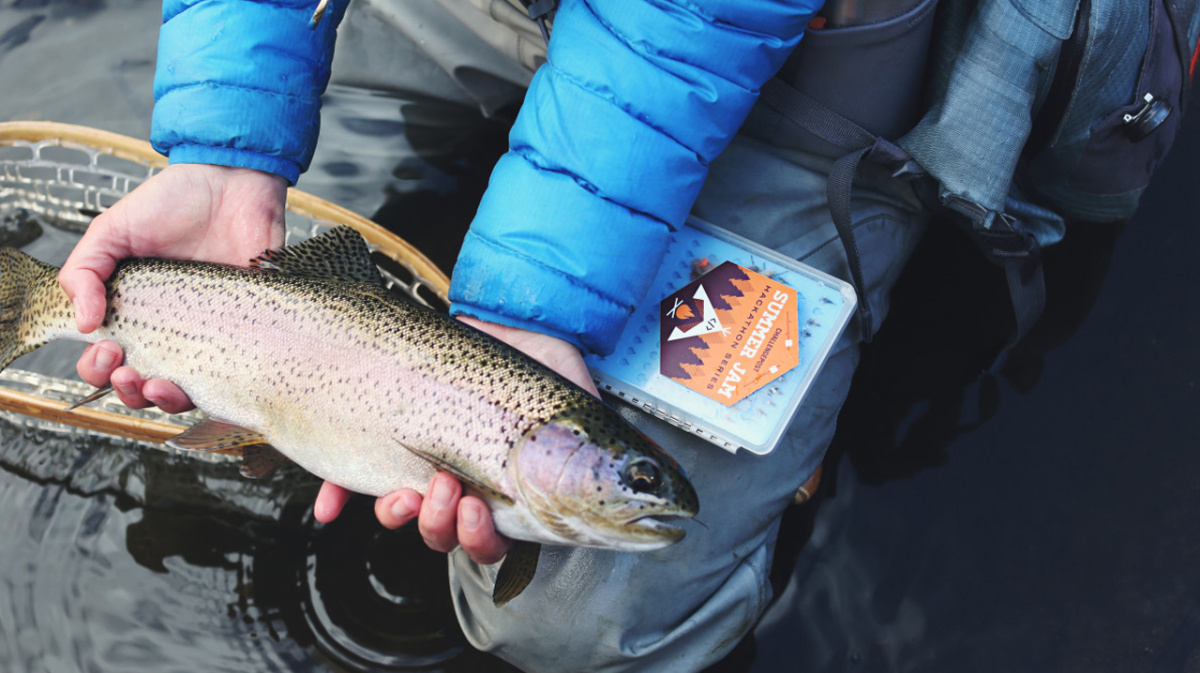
[0, 161, 517, 671]
[2, 2, 1199, 672]
[0, 409, 516, 672]
[298, 84, 507, 277]
[0, 6, 518, 663]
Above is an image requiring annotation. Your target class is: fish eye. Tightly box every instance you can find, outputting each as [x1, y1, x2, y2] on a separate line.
[624, 458, 661, 494]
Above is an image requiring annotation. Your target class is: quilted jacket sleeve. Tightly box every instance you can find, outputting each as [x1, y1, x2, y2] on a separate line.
[151, 0, 348, 184]
[449, 0, 823, 355]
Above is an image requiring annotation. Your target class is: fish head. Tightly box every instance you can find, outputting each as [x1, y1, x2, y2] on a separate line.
[510, 406, 699, 551]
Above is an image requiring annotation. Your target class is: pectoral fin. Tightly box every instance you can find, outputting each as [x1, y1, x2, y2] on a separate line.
[401, 444, 514, 506]
[400, 441, 531, 605]
[493, 541, 541, 608]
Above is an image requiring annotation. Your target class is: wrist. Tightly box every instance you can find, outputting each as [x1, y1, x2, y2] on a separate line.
[166, 144, 301, 185]
[155, 163, 287, 258]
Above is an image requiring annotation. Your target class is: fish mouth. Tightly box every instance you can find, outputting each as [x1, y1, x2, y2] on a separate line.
[623, 513, 693, 544]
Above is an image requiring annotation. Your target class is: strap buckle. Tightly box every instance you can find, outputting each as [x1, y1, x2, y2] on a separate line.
[520, 0, 556, 43]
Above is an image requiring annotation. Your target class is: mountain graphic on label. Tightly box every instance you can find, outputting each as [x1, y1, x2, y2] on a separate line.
[667, 284, 725, 341]
[659, 261, 800, 406]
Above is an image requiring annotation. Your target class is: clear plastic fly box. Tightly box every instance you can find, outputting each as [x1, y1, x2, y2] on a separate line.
[585, 217, 857, 455]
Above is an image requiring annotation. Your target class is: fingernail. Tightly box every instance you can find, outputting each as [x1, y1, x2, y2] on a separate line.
[93, 346, 117, 371]
[461, 502, 481, 531]
[114, 380, 136, 397]
[391, 499, 413, 521]
[430, 478, 452, 510]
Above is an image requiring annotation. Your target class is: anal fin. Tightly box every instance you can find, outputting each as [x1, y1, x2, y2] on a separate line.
[493, 541, 541, 608]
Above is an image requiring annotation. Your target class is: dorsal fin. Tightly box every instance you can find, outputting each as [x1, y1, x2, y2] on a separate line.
[251, 226, 385, 286]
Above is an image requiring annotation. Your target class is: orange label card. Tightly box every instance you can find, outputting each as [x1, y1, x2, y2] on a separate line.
[659, 261, 800, 405]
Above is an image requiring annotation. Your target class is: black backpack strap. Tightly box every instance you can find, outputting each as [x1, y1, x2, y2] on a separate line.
[759, 77, 923, 342]
[943, 197, 1046, 347]
[760, 76, 1047, 348]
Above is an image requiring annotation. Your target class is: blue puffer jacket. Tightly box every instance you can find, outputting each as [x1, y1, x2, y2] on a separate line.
[152, 0, 823, 355]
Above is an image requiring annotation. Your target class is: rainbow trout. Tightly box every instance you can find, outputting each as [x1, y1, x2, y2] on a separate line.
[0, 227, 698, 605]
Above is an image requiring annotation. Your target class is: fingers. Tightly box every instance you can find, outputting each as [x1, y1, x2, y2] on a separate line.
[59, 250, 118, 335]
[140, 378, 196, 414]
[416, 472, 511, 564]
[108, 366, 151, 409]
[74, 343, 143, 409]
[374, 489, 422, 529]
[77, 342, 123, 388]
[60, 212, 130, 334]
[417, 472, 463, 552]
[456, 496, 511, 565]
[313, 481, 352, 523]
[76, 343, 195, 411]
[319, 474, 511, 565]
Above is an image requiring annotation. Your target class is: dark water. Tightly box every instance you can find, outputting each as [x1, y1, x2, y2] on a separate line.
[745, 107, 1200, 671]
[2, 2, 1198, 672]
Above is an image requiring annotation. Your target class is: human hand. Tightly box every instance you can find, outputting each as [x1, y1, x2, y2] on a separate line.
[313, 317, 601, 565]
[60, 163, 288, 412]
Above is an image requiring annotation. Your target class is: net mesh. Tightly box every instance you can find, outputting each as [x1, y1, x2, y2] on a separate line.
[0, 141, 152, 231]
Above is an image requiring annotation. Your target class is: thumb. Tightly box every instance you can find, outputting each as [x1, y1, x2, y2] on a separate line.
[59, 217, 129, 334]
[57, 265, 110, 334]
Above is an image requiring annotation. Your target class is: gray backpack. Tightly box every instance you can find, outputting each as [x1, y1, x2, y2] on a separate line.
[762, 0, 1200, 344]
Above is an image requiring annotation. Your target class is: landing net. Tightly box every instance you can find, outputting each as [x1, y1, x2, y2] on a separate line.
[0, 121, 450, 455]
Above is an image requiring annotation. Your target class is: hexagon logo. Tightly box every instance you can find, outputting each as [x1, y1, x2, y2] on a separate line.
[660, 261, 799, 406]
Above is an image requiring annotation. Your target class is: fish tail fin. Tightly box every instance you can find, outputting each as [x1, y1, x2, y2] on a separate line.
[0, 247, 68, 370]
